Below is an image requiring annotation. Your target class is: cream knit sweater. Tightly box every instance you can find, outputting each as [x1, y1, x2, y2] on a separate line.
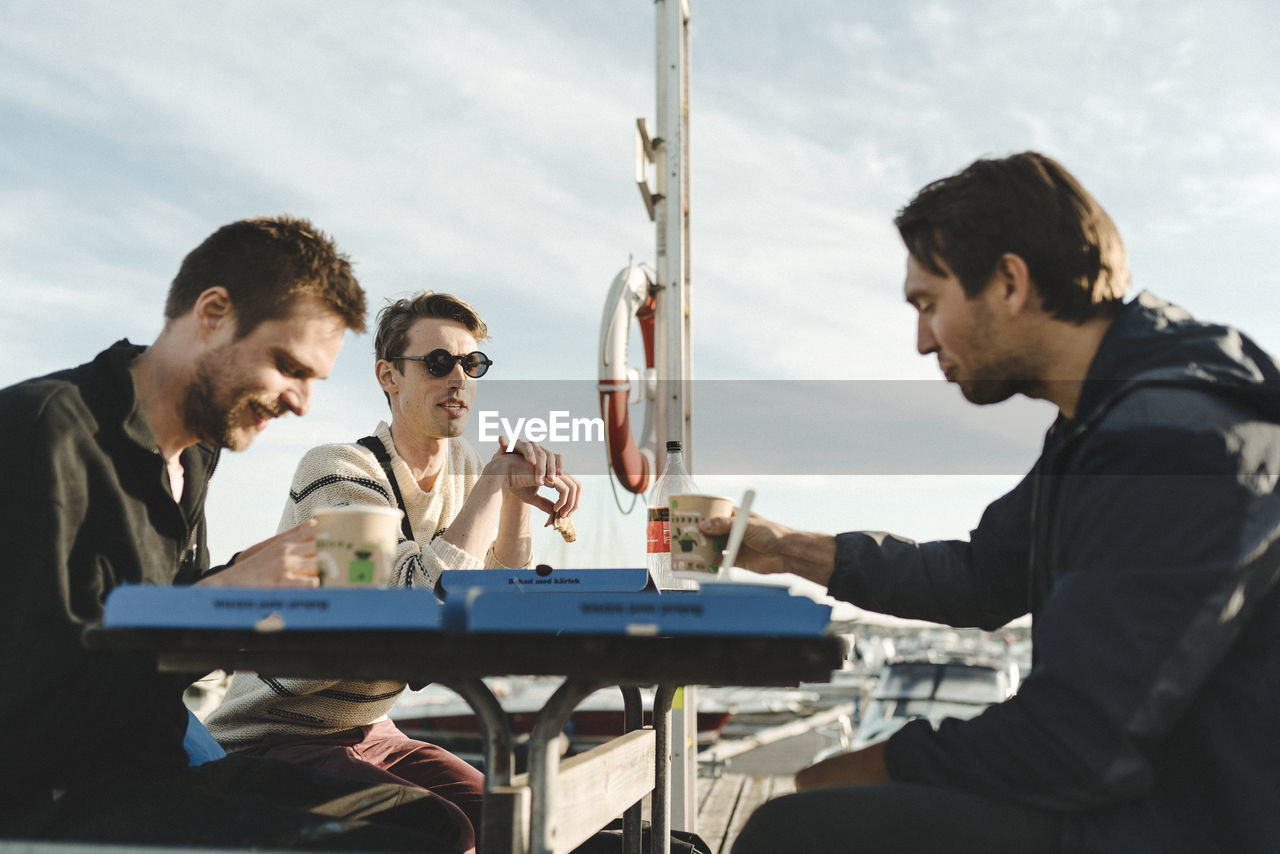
[205, 420, 530, 751]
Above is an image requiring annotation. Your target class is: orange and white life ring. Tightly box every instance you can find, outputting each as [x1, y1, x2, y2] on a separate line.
[598, 261, 657, 494]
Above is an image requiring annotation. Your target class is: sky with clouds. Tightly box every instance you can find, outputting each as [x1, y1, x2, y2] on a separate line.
[3, 1, 1279, 607]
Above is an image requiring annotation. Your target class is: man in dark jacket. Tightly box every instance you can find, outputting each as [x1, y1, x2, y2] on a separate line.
[0, 216, 474, 852]
[711, 152, 1280, 854]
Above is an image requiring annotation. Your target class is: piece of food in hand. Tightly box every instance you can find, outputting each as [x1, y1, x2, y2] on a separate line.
[545, 510, 577, 543]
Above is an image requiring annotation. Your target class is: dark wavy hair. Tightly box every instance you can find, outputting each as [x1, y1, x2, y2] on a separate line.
[894, 152, 1129, 323]
[165, 215, 365, 335]
[374, 291, 489, 365]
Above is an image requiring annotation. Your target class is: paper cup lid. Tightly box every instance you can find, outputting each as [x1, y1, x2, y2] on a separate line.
[669, 494, 735, 504]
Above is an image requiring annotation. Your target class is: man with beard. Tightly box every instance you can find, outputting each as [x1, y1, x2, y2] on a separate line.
[0, 217, 475, 852]
[708, 153, 1280, 854]
[207, 291, 582, 839]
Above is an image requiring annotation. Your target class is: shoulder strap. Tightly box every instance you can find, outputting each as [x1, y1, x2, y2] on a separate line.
[357, 435, 416, 542]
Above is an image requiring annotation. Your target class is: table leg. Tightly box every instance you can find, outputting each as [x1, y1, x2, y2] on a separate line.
[621, 686, 644, 854]
[527, 677, 610, 854]
[440, 677, 519, 854]
[652, 684, 677, 854]
[441, 676, 515, 786]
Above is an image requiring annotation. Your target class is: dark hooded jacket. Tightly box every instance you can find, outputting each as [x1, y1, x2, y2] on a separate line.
[832, 293, 1280, 853]
[0, 342, 217, 819]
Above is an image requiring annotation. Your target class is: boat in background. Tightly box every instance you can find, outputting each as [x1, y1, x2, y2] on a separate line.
[849, 653, 1021, 749]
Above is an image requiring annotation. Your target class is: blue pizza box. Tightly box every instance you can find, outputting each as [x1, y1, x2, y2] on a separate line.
[101, 585, 446, 631]
[462, 583, 832, 637]
[440, 567, 651, 595]
[439, 567, 653, 629]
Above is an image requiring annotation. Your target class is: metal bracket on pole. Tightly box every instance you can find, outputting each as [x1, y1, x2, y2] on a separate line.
[635, 117, 662, 222]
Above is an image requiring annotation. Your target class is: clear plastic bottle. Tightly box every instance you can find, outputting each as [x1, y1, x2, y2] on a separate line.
[646, 440, 697, 588]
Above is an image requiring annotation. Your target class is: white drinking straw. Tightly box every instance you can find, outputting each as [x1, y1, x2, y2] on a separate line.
[719, 489, 756, 571]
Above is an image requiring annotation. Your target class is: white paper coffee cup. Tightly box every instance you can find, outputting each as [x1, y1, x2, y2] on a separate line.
[312, 505, 402, 588]
[668, 494, 734, 575]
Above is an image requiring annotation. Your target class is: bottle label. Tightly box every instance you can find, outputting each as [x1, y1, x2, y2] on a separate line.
[646, 506, 670, 554]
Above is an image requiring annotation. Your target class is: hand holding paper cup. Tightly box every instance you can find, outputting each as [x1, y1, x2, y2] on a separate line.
[312, 505, 402, 588]
[669, 494, 735, 575]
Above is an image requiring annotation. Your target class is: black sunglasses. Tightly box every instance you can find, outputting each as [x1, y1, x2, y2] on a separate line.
[388, 349, 493, 378]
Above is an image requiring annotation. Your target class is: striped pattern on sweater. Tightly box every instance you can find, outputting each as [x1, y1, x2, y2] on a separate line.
[205, 420, 530, 751]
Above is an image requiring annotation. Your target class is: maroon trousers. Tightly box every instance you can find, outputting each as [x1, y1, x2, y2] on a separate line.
[245, 719, 485, 837]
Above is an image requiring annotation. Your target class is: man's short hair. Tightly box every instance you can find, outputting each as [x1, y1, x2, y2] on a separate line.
[374, 291, 489, 364]
[164, 215, 366, 335]
[894, 151, 1130, 323]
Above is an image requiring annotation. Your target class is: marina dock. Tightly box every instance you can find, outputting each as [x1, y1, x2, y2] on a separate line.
[695, 772, 793, 853]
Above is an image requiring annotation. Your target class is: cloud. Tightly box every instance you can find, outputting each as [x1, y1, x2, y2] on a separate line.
[4, 0, 1280, 567]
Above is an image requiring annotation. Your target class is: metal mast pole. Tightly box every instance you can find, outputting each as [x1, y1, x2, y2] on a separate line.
[654, 0, 697, 832]
[653, 0, 692, 459]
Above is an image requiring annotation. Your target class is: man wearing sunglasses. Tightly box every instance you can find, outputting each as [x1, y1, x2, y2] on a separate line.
[708, 153, 1280, 854]
[207, 290, 581, 839]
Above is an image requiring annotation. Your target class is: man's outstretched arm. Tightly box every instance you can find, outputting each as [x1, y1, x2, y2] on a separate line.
[698, 512, 836, 587]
